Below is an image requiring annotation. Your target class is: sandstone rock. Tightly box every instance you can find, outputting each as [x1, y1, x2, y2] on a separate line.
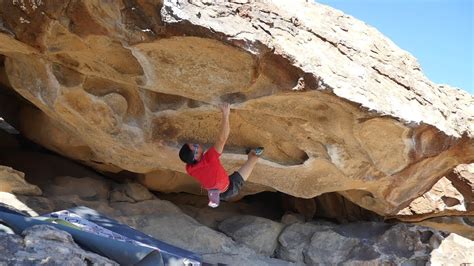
[417, 216, 474, 240]
[0, 150, 107, 188]
[110, 181, 155, 203]
[430, 233, 474, 265]
[218, 215, 285, 256]
[398, 175, 469, 216]
[449, 164, 474, 209]
[280, 213, 306, 225]
[0, 225, 118, 265]
[0, 0, 471, 219]
[0, 165, 41, 195]
[109, 189, 135, 203]
[138, 169, 204, 195]
[394, 164, 474, 239]
[43, 176, 111, 201]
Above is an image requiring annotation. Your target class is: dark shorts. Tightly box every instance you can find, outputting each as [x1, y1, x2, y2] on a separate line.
[220, 172, 244, 201]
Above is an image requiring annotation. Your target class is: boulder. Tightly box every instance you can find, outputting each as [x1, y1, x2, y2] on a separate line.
[277, 221, 452, 264]
[109, 181, 155, 202]
[397, 164, 474, 218]
[394, 164, 474, 239]
[0, 0, 471, 219]
[43, 175, 111, 201]
[399, 177, 466, 215]
[0, 225, 117, 265]
[280, 213, 306, 225]
[280, 194, 317, 221]
[276, 222, 327, 262]
[0, 150, 108, 188]
[305, 229, 362, 264]
[449, 164, 474, 209]
[109, 189, 135, 203]
[430, 233, 474, 265]
[157, 191, 284, 229]
[201, 254, 294, 266]
[218, 215, 285, 256]
[110, 200, 286, 264]
[111, 199, 240, 254]
[375, 224, 425, 260]
[0, 165, 41, 195]
[417, 216, 474, 240]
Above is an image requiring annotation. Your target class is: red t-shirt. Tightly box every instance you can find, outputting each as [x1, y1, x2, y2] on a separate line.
[186, 147, 229, 192]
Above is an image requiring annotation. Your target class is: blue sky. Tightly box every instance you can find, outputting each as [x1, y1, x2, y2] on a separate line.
[317, 0, 473, 94]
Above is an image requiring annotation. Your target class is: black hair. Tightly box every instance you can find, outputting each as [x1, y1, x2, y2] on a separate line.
[179, 143, 195, 165]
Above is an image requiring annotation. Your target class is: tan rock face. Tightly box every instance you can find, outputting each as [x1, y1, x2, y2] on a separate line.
[0, 166, 42, 196]
[394, 164, 474, 239]
[430, 233, 474, 264]
[398, 164, 473, 215]
[0, 0, 472, 217]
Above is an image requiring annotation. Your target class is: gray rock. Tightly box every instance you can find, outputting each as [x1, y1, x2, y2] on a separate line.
[0, 225, 117, 265]
[202, 253, 294, 266]
[110, 182, 155, 203]
[112, 199, 292, 264]
[304, 228, 368, 264]
[124, 182, 155, 201]
[218, 215, 285, 256]
[16, 195, 56, 214]
[376, 224, 419, 258]
[276, 221, 450, 264]
[276, 222, 328, 262]
[281, 213, 306, 225]
[120, 213, 237, 255]
[0, 232, 24, 262]
[109, 189, 135, 203]
[112, 199, 240, 254]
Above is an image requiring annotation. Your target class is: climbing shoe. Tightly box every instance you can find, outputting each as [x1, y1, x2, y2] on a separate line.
[246, 147, 264, 156]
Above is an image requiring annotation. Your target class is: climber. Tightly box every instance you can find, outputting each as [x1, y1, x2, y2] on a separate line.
[178, 102, 263, 208]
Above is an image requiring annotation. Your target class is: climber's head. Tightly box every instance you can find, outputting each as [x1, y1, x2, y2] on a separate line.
[179, 143, 203, 164]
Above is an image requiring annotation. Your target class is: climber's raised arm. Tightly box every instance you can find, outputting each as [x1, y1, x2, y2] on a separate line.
[213, 102, 230, 154]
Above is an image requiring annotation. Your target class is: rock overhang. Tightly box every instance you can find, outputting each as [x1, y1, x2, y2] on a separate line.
[0, 0, 472, 216]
